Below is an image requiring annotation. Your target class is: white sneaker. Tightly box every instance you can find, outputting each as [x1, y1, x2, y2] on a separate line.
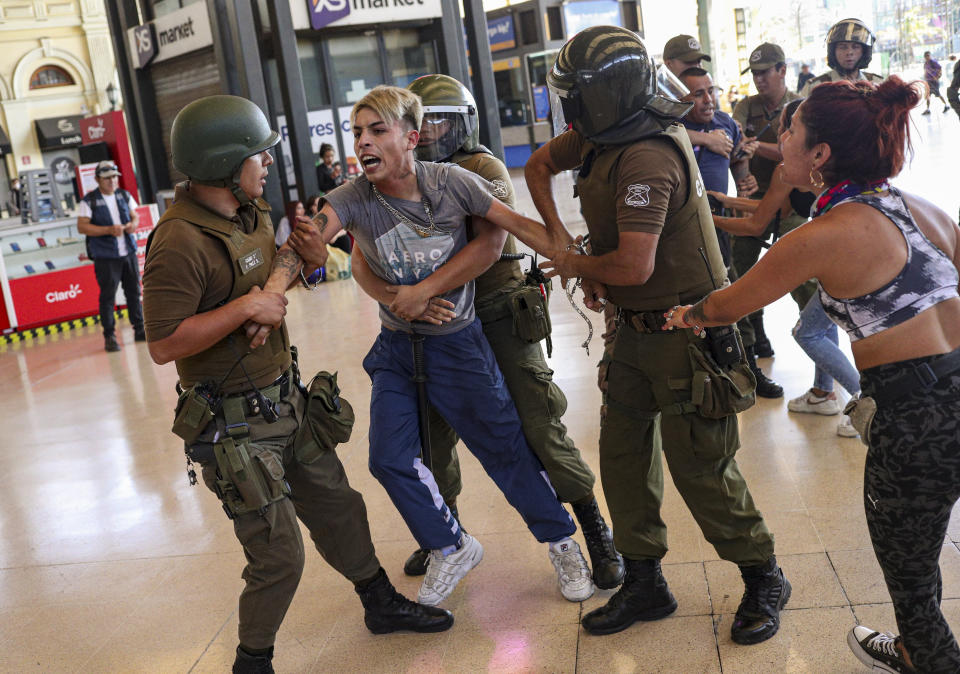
[847, 626, 909, 673]
[787, 389, 842, 415]
[837, 414, 860, 438]
[548, 538, 595, 602]
[418, 532, 483, 606]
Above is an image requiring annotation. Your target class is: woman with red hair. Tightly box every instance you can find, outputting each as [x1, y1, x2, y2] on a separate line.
[665, 77, 960, 673]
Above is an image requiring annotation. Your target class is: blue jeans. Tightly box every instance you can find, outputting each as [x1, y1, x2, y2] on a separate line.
[362, 319, 575, 550]
[792, 293, 860, 396]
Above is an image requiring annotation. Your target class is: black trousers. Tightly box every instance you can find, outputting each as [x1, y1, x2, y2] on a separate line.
[93, 252, 143, 338]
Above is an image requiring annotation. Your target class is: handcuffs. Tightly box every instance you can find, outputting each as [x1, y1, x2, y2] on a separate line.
[563, 239, 602, 355]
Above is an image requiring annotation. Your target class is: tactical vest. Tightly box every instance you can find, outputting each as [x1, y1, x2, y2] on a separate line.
[156, 197, 291, 394]
[577, 123, 727, 311]
[83, 188, 136, 259]
[452, 150, 524, 298]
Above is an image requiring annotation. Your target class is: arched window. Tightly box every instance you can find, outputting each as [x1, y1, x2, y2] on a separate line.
[29, 65, 75, 90]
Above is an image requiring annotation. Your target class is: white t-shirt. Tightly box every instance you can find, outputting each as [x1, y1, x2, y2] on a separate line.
[79, 191, 139, 256]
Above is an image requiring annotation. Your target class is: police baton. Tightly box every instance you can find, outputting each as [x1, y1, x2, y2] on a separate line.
[409, 332, 432, 472]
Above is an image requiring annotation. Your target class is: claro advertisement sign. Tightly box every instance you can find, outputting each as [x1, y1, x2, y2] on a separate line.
[298, 0, 442, 30]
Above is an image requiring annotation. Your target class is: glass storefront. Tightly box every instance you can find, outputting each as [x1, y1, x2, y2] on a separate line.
[493, 57, 527, 127]
[384, 28, 437, 88]
[328, 34, 384, 106]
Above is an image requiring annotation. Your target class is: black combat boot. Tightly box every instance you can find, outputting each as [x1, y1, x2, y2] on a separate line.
[355, 567, 454, 634]
[750, 314, 774, 358]
[571, 498, 625, 589]
[581, 558, 677, 635]
[747, 346, 783, 398]
[731, 555, 792, 645]
[403, 505, 461, 576]
[233, 645, 274, 674]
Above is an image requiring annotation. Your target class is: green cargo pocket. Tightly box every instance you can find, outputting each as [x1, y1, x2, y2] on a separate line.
[510, 285, 552, 344]
[212, 440, 288, 518]
[686, 343, 756, 419]
[293, 371, 355, 464]
[519, 360, 568, 420]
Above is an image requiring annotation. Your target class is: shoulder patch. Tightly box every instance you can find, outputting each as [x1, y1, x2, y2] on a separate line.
[489, 178, 509, 199]
[625, 184, 651, 208]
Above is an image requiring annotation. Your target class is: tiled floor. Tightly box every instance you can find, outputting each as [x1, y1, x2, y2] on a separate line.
[1, 108, 958, 672]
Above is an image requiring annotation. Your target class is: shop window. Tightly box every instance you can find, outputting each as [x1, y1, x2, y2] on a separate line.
[518, 9, 538, 46]
[384, 28, 437, 88]
[297, 40, 331, 109]
[328, 34, 385, 106]
[492, 57, 528, 126]
[526, 50, 558, 123]
[29, 65, 74, 90]
[545, 7, 563, 42]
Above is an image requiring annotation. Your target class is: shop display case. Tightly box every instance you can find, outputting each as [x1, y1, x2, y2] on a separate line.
[0, 204, 157, 333]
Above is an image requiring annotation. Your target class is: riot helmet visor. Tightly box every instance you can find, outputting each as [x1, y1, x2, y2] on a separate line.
[415, 107, 468, 162]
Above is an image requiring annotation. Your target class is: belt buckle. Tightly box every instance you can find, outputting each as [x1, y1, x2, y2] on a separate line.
[914, 362, 938, 390]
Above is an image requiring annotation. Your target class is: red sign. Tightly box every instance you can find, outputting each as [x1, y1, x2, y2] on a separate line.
[9, 264, 100, 330]
[133, 204, 156, 274]
[79, 111, 138, 201]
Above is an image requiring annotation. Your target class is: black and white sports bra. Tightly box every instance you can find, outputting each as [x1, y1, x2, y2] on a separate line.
[818, 187, 959, 342]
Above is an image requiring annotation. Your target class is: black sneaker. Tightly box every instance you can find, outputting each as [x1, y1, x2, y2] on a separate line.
[403, 548, 430, 576]
[104, 335, 120, 352]
[134, 329, 147, 342]
[922, 109, 931, 115]
[731, 556, 791, 644]
[847, 626, 913, 673]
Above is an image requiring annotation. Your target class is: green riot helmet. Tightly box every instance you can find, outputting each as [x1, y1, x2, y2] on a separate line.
[547, 26, 692, 143]
[826, 18, 875, 71]
[170, 95, 280, 204]
[407, 74, 479, 162]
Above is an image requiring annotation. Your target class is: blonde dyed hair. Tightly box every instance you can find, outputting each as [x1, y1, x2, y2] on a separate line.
[351, 85, 422, 132]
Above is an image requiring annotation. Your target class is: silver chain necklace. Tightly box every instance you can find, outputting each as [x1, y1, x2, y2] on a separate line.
[371, 184, 440, 238]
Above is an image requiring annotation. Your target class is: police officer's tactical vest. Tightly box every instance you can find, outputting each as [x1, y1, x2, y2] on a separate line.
[577, 123, 727, 311]
[156, 197, 291, 393]
[452, 149, 524, 297]
[83, 187, 136, 260]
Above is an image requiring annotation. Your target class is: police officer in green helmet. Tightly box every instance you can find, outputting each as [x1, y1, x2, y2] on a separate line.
[525, 26, 791, 644]
[143, 94, 452, 674]
[349, 73, 625, 592]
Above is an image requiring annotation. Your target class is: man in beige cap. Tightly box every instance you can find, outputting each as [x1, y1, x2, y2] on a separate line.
[663, 35, 734, 162]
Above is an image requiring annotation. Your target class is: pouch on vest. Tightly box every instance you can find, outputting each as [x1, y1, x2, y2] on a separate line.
[843, 396, 876, 447]
[293, 371, 355, 464]
[510, 285, 552, 345]
[171, 384, 217, 444]
[687, 338, 756, 419]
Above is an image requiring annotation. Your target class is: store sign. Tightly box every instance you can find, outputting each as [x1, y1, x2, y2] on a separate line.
[563, 0, 621, 36]
[10, 266, 100, 329]
[49, 156, 77, 185]
[306, 0, 442, 30]
[127, 3, 213, 69]
[488, 15, 516, 52]
[277, 109, 339, 188]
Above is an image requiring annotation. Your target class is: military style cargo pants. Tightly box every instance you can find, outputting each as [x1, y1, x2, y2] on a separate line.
[188, 384, 380, 650]
[600, 322, 774, 564]
[427, 278, 596, 505]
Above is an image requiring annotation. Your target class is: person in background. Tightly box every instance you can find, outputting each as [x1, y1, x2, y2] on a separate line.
[797, 64, 815, 93]
[664, 77, 960, 674]
[921, 51, 949, 115]
[800, 18, 883, 96]
[77, 160, 144, 352]
[948, 54, 960, 120]
[316, 142, 344, 193]
[274, 199, 303, 247]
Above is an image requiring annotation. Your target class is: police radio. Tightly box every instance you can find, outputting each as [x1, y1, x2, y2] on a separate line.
[697, 247, 742, 368]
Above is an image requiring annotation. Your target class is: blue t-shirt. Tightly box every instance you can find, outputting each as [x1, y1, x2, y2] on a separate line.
[681, 111, 741, 194]
[324, 161, 494, 335]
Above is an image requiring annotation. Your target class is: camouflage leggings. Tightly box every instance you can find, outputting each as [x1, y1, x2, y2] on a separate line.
[861, 352, 960, 673]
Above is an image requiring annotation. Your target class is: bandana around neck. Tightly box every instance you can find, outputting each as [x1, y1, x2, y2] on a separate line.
[811, 179, 889, 218]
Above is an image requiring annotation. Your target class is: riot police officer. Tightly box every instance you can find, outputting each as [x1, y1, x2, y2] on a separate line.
[801, 18, 883, 96]
[526, 27, 790, 644]
[142, 95, 452, 674]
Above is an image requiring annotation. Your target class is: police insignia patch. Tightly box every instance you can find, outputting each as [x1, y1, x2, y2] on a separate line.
[490, 179, 509, 199]
[625, 184, 651, 207]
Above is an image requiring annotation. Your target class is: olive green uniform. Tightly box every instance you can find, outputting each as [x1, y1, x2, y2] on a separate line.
[731, 89, 814, 342]
[143, 185, 380, 650]
[799, 68, 883, 97]
[564, 125, 774, 563]
[427, 150, 596, 505]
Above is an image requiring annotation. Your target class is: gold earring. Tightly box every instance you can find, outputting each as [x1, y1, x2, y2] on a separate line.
[809, 168, 824, 190]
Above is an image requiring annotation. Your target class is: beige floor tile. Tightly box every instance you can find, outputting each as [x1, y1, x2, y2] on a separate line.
[716, 606, 859, 674]
[808, 506, 874, 552]
[834, 544, 960, 605]
[576, 615, 721, 673]
[761, 509, 825, 555]
[441, 623, 578, 673]
[706, 553, 847, 615]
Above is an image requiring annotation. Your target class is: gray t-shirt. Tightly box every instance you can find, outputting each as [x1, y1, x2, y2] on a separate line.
[325, 160, 495, 334]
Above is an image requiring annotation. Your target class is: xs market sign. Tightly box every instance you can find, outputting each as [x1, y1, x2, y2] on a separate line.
[306, 0, 441, 30]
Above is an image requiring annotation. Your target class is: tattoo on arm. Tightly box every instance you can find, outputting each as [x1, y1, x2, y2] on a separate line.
[314, 212, 327, 236]
[686, 296, 710, 326]
[273, 247, 301, 282]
